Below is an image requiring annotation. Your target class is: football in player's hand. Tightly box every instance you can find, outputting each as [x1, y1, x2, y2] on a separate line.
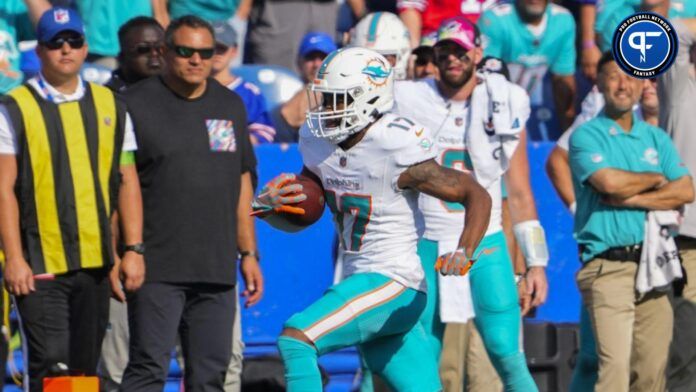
[281, 174, 325, 227]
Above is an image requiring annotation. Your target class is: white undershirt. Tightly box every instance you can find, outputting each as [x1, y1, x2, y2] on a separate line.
[0, 74, 137, 155]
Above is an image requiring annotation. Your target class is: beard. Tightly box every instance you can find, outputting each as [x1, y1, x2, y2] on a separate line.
[439, 64, 474, 89]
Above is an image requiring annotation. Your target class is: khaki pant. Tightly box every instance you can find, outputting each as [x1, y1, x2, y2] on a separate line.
[577, 258, 673, 392]
[440, 321, 502, 392]
[667, 245, 696, 391]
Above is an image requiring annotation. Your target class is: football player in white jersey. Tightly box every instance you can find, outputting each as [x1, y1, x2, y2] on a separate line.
[252, 47, 492, 391]
[350, 12, 412, 80]
[393, 17, 548, 391]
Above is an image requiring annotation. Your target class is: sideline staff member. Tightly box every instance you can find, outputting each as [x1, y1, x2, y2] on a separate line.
[121, 16, 263, 391]
[570, 52, 694, 392]
[0, 8, 144, 392]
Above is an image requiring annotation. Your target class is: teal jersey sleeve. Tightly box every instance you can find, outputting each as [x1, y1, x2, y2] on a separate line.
[550, 12, 577, 75]
[478, 10, 505, 58]
[654, 128, 691, 181]
[569, 122, 612, 184]
[596, 2, 634, 52]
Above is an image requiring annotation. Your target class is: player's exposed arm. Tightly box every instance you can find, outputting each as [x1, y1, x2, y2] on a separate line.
[552, 74, 577, 131]
[398, 159, 492, 258]
[505, 130, 537, 223]
[546, 146, 576, 209]
[505, 130, 549, 305]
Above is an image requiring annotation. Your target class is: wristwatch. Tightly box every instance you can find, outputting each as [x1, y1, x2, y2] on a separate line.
[124, 243, 146, 255]
[239, 250, 260, 262]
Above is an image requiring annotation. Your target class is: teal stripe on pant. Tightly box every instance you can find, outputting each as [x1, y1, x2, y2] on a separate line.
[279, 273, 441, 392]
[418, 232, 538, 392]
[417, 238, 445, 360]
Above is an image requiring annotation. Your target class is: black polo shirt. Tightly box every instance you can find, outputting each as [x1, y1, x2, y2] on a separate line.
[125, 77, 256, 285]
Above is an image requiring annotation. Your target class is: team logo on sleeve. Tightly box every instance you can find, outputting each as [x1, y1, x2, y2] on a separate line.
[612, 12, 677, 78]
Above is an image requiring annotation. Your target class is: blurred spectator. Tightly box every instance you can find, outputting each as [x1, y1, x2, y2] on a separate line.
[577, 0, 600, 82]
[0, 0, 33, 94]
[479, 0, 577, 141]
[411, 45, 436, 79]
[152, 0, 252, 66]
[350, 12, 411, 79]
[212, 21, 276, 144]
[398, 0, 498, 47]
[97, 17, 164, 392]
[0, 8, 144, 391]
[120, 16, 262, 391]
[279, 32, 336, 135]
[657, 18, 696, 391]
[106, 16, 164, 93]
[570, 52, 694, 392]
[245, 0, 337, 72]
[23, 0, 155, 69]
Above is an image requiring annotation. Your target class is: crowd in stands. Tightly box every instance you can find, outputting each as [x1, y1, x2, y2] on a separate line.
[0, 0, 695, 391]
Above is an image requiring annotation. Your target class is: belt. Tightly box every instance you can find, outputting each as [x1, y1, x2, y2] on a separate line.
[581, 244, 643, 263]
[676, 235, 696, 250]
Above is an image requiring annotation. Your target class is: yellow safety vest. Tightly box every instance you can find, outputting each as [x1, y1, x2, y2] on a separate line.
[4, 83, 125, 275]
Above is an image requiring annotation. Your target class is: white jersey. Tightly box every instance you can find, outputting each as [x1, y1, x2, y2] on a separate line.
[394, 78, 524, 241]
[299, 113, 437, 291]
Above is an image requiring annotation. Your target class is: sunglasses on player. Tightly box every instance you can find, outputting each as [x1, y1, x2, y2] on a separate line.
[433, 43, 473, 64]
[170, 45, 215, 60]
[40, 36, 85, 50]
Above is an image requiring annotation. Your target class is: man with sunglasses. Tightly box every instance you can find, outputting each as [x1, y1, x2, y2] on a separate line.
[211, 21, 276, 144]
[120, 15, 263, 392]
[0, 8, 145, 392]
[393, 17, 544, 391]
[106, 17, 165, 93]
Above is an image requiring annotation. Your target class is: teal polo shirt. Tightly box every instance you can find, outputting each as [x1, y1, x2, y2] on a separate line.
[569, 112, 690, 262]
[76, 0, 153, 57]
[169, 0, 239, 22]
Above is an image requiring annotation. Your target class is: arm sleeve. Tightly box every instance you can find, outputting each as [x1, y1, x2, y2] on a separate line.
[0, 105, 17, 155]
[656, 130, 690, 181]
[478, 11, 505, 58]
[121, 113, 137, 152]
[551, 16, 577, 75]
[569, 126, 611, 184]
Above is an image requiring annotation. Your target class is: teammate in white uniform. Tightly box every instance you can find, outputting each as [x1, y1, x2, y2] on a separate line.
[393, 17, 549, 391]
[350, 12, 412, 80]
[252, 47, 492, 391]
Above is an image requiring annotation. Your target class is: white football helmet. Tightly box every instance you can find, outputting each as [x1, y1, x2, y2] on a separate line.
[306, 47, 394, 143]
[350, 12, 411, 80]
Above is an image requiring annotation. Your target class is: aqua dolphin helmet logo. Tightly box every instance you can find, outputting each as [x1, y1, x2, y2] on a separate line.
[361, 57, 391, 86]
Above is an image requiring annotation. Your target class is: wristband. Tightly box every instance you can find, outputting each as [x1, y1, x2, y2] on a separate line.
[569, 201, 577, 216]
[513, 220, 549, 268]
[582, 40, 597, 50]
[240, 250, 260, 262]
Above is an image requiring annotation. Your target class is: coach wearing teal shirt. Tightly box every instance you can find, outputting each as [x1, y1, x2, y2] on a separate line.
[570, 52, 694, 392]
